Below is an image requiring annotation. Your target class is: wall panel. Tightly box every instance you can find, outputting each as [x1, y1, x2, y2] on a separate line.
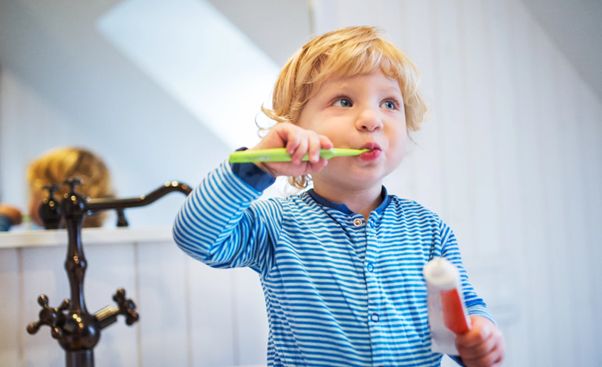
[1, 232, 268, 367]
[312, 0, 602, 365]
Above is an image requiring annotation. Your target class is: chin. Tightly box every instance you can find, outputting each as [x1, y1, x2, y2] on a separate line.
[345, 172, 385, 189]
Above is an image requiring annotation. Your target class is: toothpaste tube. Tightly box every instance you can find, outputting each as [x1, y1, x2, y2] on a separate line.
[423, 257, 471, 355]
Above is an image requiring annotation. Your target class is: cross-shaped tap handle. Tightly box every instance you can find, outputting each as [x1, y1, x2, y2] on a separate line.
[42, 184, 59, 196]
[26, 294, 70, 339]
[113, 288, 139, 325]
[64, 177, 83, 193]
[39, 184, 62, 229]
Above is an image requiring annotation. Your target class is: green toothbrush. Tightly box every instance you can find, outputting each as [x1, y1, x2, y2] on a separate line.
[229, 148, 369, 163]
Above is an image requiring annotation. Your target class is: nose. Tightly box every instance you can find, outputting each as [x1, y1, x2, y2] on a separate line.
[355, 105, 383, 132]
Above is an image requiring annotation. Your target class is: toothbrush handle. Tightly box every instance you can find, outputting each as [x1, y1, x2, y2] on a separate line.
[228, 148, 366, 163]
[229, 148, 336, 163]
[229, 148, 291, 163]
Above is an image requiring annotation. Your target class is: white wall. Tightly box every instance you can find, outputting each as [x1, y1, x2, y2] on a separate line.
[313, 0, 602, 366]
[1, 0, 601, 366]
[0, 0, 230, 227]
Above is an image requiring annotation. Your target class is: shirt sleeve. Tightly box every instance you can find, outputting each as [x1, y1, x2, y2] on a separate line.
[172, 161, 281, 274]
[438, 221, 494, 366]
[230, 161, 275, 191]
[439, 221, 494, 323]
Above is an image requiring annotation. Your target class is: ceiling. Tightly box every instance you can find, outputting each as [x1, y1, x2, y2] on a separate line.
[1, 0, 600, 101]
[515, 0, 601, 99]
[208, 0, 602, 101]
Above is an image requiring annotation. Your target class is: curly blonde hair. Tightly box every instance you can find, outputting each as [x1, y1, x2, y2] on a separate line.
[262, 26, 427, 188]
[27, 147, 114, 227]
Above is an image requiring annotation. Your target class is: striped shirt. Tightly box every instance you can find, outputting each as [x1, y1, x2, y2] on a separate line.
[173, 162, 492, 366]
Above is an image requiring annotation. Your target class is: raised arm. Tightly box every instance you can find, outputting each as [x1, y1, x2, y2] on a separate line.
[173, 161, 280, 273]
[174, 122, 333, 273]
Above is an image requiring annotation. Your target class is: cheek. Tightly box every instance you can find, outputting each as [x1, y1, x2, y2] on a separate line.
[313, 123, 344, 144]
[399, 129, 409, 151]
[388, 121, 408, 144]
[387, 127, 409, 161]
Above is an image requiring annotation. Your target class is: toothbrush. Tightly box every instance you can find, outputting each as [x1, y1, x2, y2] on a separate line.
[229, 148, 368, 163]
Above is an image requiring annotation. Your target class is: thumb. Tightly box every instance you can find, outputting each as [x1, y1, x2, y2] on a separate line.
[457, 316, 492, 347]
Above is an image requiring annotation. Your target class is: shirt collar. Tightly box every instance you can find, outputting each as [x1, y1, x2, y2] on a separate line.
[307, 186, 391, 216]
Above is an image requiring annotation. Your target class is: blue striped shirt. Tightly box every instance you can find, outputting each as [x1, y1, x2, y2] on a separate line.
[173, 162, 492, 366]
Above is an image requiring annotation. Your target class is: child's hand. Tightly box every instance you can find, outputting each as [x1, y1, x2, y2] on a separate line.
[455, 315, 505, 367]
[253, 122, 333, 177]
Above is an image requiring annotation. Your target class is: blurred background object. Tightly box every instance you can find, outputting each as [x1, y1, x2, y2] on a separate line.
[27, 146, 115, 228]
[0, 203, 23, 230]
[0, 0, 600, 366]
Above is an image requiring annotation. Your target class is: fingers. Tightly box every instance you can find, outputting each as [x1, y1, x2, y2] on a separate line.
[306, 134, 331, 171]
[252, 122, 332, 177]
[270, 123, 329, 165]
[457, 327, 495, 360]
[290, 134, 308, 164]
[456, 318, 493, 349]
[287, 127, 326, 165]
[319, 134, 334, 150]
[307, 131, 324, 163]
[462, 339, 504, 367]
[457, 316, 505, 367]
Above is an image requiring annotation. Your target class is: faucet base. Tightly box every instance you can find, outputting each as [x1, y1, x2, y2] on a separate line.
[66, 350, 94, 367]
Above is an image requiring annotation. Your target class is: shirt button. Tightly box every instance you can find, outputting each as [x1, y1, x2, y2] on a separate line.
[353, 218, 365, 227]
[367, 262, 374, 272]
[371, 313, 380, 322]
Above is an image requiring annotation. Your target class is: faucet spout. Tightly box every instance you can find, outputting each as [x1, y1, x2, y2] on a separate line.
[87, 181, 192, 212]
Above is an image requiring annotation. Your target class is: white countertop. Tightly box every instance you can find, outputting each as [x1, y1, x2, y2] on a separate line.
[0, 227, 173, 249]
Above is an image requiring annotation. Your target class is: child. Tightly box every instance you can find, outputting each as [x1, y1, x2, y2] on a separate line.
[27, 146, 114, 228]
[173, 26, 504, 366]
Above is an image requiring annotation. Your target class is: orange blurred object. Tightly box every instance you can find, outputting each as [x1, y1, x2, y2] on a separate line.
[441, 288, 470, 334]
[0, 204, 23, 225]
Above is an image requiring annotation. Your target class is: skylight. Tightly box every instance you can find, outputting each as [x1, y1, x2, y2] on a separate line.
[98, 0, 279, 149]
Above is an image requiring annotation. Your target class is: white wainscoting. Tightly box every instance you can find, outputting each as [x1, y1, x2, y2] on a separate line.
[0, 227, 519, 367]
[0, 228, 268, 367]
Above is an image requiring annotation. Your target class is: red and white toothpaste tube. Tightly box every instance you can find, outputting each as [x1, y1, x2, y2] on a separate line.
[423, 257, 471, 355]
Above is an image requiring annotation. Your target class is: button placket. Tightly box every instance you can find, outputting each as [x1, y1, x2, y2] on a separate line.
[364, 221, 381, 331]
[365, 222, 378, 273]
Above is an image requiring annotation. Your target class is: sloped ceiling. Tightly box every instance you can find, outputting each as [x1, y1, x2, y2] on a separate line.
[208, 0, 602, 101]
[1, 0, 600, 106]
[520, 0, 602, 99]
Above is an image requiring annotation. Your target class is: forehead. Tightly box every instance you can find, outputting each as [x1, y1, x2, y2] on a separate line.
[314, 71, 402, 96]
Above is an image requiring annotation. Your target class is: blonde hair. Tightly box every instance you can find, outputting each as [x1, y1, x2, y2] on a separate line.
[27, 147, 114, 227]
[262, 26, 427, 188]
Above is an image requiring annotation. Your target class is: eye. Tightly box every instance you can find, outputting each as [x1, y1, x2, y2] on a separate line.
[381, 99, 399, 110]
[333, 97, 353, 108]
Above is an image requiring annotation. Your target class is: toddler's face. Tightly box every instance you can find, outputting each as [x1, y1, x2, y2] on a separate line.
[297, 70, 407, 191]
